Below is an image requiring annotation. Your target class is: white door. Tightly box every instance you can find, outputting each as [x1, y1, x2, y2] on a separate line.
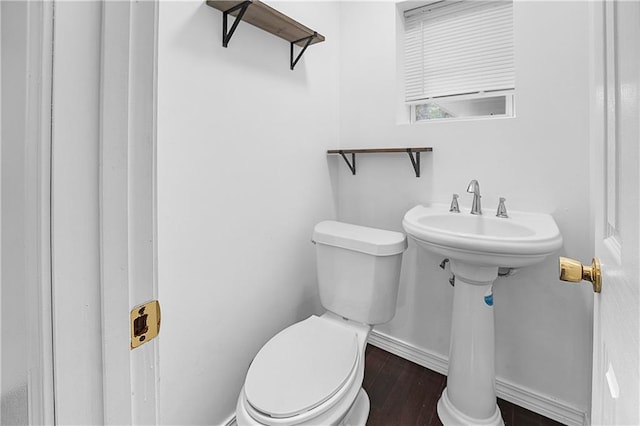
[587, 1, 639, 424]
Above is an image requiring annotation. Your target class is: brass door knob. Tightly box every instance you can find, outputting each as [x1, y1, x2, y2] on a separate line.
[559, 256, 602, 293]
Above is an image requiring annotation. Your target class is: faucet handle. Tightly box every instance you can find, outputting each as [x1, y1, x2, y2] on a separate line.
[496, 197, 508, 218]
[449, 194, 460, 213]
[467, 179, 480, 193]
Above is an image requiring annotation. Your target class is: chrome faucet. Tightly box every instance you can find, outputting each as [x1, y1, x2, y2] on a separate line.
[467, 179, 482, 215]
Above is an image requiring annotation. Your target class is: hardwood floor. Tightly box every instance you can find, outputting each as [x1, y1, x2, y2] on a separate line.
[363, 345, 566, 426]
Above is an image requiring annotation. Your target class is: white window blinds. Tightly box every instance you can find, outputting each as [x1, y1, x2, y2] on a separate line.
[404, 1, 514, 102]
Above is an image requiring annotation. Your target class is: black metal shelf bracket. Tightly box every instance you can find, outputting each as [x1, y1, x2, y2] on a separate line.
[290, 33, 316, 70]
[406, 149, 421, 177]
[339, 150, 356, 175]
[222, 1, 252, 48]
[328, 147, 431, 177]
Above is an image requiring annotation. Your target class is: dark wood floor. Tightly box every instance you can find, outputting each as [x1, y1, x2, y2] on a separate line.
[363, 345, 566, 426]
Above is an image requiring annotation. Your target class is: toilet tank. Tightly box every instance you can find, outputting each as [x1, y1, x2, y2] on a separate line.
[312, 221, 407, 325]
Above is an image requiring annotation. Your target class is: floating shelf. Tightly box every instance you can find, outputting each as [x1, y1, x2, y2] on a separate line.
[327, 147, 433, 178]
[206, 0, 325, 70]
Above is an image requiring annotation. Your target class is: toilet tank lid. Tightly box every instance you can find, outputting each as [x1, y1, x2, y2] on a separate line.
[313, 221, 407, 256]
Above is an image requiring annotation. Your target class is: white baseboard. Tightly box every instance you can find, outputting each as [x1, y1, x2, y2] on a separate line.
[368, 328, 450, 376]
[368, 330, 588, 426]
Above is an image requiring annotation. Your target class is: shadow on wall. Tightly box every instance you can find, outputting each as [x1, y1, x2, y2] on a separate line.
[1, 385, 28, 425]
[329, 154, 435, 233]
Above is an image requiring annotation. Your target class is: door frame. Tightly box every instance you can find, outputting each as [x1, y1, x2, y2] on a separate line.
[25, 0, 55, 423]
[8, 1, 57, 424]
[588, 1, 606, 423]
[99, 1, 160, 423]
[45, 0, 159, 423]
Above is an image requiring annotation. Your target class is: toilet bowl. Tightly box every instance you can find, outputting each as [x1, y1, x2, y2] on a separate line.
[236, 313, 371, 425]
[236, 221, 407, 426]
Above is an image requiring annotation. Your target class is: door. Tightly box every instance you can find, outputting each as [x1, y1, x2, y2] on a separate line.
[588, 1, 639, 424]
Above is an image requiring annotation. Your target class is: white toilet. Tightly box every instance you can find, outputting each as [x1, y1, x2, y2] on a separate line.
[235, 220, 407, 426]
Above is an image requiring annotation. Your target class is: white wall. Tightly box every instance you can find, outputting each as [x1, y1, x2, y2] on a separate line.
[157, 2, 340, 424]
[159, 1, 595, 422]
[1, 2, 28, 423]
[335, 0, 593, 417]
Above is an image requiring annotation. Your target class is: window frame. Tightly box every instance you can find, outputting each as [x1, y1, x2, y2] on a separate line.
[402, 0, 516, 123]
[408, 90, 516, 123]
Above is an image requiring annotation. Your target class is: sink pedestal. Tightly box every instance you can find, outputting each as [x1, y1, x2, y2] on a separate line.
[402, 204, 563, 425]
[437, 261, 504, 426]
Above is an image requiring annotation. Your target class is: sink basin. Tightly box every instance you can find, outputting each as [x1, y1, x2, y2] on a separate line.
[402, 204, 563, 268]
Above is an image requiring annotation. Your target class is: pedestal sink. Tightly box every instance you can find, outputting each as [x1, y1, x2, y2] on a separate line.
[402, 204, 562, 426]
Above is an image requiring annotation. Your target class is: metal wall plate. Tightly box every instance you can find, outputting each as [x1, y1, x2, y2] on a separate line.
[131, 300, 161, 349]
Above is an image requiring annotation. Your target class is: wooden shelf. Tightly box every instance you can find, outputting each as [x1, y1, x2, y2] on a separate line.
[206, 0, 325, 69]
[327, 148, 433, 155]
[327, 147, 433, 177]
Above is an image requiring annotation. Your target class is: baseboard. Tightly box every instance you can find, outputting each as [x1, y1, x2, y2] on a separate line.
[368, 328, 449, 376]
[368, 330, 588, 426]
[496, 378, 588, 426]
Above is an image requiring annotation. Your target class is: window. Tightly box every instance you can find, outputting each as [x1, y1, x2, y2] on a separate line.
[403, 1, 515, 122]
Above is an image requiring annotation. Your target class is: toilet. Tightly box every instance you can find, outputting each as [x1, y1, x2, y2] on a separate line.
[235, 221, 407, 426]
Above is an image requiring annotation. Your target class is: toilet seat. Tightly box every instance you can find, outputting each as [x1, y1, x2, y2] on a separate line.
[244, 316, 359, 419]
